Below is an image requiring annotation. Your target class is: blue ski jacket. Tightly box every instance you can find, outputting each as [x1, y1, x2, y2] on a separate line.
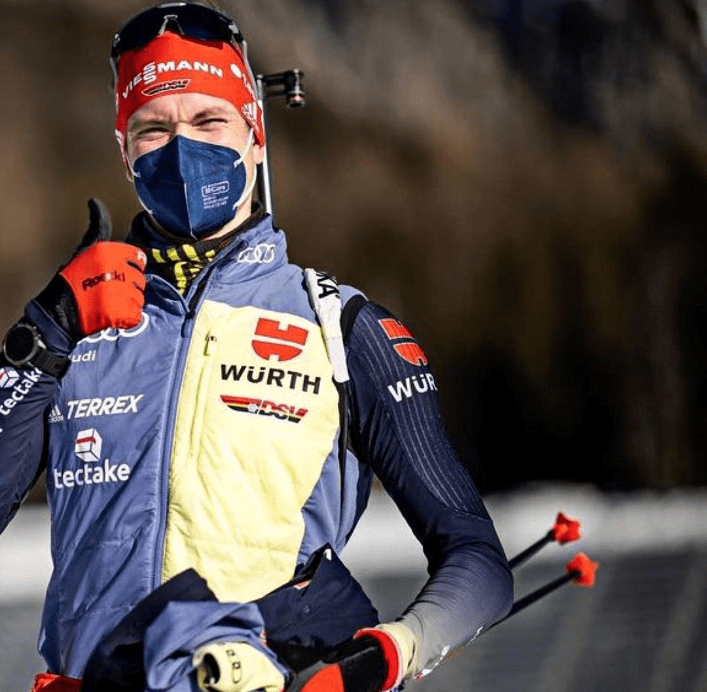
[0, 213, 512, 681]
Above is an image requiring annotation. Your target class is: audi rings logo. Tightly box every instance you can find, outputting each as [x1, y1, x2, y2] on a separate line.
[237, 243, 276, 264]
[80, 313, 150, 344]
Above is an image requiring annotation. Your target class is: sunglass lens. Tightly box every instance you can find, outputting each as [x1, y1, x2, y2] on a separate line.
[112, 4, 241, 61]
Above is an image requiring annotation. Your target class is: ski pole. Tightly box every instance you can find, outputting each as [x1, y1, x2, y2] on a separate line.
[488, 552, 598, 632]
[508, 512, 582, 569]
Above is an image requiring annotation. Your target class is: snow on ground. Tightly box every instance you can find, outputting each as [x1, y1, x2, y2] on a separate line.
[0, 505, 51, 604]
[1, 483, 706, 602]
[346, 482, 707, 576]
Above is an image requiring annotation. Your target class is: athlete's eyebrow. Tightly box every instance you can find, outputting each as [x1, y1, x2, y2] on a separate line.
[190, 106, 236, 120]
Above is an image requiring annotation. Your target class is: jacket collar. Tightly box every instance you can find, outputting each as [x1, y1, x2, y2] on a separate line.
[126, 205, 288, 289]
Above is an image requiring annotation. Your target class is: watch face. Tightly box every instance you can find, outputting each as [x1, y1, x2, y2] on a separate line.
[4, 324, 38, 365]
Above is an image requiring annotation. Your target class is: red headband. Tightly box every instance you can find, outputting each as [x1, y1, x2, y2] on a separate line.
[114, 32, 264, 148]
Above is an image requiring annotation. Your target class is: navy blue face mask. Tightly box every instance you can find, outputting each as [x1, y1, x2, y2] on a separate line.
[132, 133, 254, 239]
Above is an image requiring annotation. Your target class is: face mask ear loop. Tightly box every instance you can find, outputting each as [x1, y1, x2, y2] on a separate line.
[233, 128, 257, 210]
[128, 155, 140, 180]
[124, 138, 141, 180]
[233, 162, 258, 211]
[232, 127, 254, 168]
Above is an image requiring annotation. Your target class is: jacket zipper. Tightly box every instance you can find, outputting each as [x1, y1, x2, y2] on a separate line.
[151, 263, 221, 589]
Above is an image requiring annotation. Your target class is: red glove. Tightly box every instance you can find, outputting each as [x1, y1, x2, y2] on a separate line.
[34, 199, 147, 340]
[287, 628, 405, 692]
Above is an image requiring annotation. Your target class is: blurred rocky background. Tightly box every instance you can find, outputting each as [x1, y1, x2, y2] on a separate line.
[3, 0, 707, 494]
[3, 3, 707, 692]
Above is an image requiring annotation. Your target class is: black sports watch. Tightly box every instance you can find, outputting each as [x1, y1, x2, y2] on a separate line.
[2, 321, 70, 378]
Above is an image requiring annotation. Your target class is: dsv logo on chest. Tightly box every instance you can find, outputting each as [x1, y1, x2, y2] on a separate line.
[220, 395, 308, 424]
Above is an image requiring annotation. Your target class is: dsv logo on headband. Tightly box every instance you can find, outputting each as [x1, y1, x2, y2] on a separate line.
[237, 243, 276, 264]
[80, 313, 151, 344]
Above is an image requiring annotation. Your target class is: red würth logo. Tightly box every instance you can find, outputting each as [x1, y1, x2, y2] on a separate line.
[379, 318, 428, 366]
[252, 318, 308, 362]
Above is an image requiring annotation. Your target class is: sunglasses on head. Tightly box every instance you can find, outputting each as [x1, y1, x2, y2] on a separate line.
[110, 2, 248, 83]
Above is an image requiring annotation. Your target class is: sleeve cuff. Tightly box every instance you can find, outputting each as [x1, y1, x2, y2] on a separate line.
[24, 299, 75, 356]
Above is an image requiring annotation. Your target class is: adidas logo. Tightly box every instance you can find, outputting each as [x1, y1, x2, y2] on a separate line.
[48, 404, 64, 424]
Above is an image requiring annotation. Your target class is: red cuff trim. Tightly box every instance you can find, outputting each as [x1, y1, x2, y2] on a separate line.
[300, 664, 345, 692]
[355, 629, 402, 691]
[32, 673, 82, 692]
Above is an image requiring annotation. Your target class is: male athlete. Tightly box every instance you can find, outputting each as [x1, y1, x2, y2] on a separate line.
[0, 4, 512, 691]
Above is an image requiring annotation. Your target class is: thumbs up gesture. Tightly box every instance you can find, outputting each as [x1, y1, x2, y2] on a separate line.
[35, 199, 147, 341]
